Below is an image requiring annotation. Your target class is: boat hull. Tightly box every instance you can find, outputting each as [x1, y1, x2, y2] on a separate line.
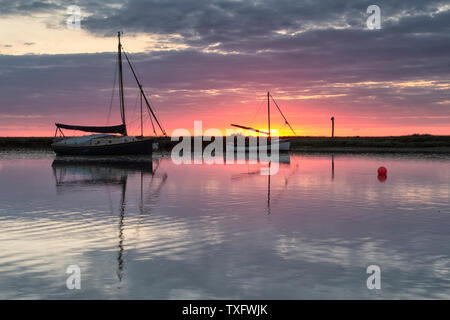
[51, 138, 155, 156]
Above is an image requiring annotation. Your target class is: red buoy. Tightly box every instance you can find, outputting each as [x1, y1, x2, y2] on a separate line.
[378, 167, 387, 176]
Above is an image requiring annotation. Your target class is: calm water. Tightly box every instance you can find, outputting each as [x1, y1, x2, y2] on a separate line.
[0, 151, 449, 299]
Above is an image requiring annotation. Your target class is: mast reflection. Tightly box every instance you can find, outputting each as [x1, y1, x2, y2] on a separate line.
[51, 157, 167, 286]
[230, 153, 291, 215]
[331, 154, 335, 181]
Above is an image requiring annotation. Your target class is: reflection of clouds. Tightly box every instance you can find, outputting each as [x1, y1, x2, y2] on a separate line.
[430, 256, 450, 279]
[1, 154, 450, 299]
[391, 183, 450, 208]
[0, 210, 230, 298]
[0, 215, 118, 298]
[276, 236, 411, 269]
[288, 159, 450, 212]
[168, 289, 210, 299]
[134, 214, 228, 260]
[275, 235, 450, 299]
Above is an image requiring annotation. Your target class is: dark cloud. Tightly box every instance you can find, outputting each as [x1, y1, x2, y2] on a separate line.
[79, 0, 450, 87]
[79, 0, 449, 48]
[0, 0, 62, 16]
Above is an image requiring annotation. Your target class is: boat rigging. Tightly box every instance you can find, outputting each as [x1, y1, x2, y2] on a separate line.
[52, 32, 166, 156]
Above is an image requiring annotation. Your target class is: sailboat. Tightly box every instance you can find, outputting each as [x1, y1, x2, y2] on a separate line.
[229, 92, 296, 152]
[51, 32, 166, 156]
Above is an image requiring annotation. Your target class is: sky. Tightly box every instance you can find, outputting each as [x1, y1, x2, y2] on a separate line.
[0, 0, 449, 137]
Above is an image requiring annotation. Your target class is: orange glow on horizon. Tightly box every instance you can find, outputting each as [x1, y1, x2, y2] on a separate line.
[2, 123, 449, 138]
[1, 92, 449, 138]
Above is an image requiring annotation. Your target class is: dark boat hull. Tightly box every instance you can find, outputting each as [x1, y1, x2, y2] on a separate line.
[51, 138, 155, 156]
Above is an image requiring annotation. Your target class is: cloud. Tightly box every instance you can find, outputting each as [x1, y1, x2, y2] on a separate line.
[0, 0, 62, 16]
[0, 0, 449, 135]
[79, 0, 450, 49]
[0, 46, 448, 130]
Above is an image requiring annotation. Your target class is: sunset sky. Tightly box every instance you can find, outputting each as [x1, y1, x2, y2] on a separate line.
[0, 0, 449, 137]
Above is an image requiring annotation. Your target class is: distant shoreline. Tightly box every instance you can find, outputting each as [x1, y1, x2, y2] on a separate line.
[290, 146, 450, 154]
[1, 135, 449, 153]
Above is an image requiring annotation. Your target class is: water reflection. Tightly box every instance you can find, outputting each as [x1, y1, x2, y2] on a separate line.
[118, 180, 125, 285]
[52, 158, 167, 287]
[0, 152, 449, 299]
[331, 154, 335, 181]
[229, 153, 292, 215]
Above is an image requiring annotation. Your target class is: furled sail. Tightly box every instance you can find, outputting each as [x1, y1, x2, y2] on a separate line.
[231, 124, 269, 135]
[55, 123, 126, 135]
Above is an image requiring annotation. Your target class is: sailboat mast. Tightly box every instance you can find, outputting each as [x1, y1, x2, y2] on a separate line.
[118, 31, 127, 136]
[267, 91, 271, 138]
[140, 92, 143, 137]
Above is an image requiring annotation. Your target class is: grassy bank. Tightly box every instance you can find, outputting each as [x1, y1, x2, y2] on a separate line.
[0, 137, 57, 149]
[1, 134, 449, 153]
